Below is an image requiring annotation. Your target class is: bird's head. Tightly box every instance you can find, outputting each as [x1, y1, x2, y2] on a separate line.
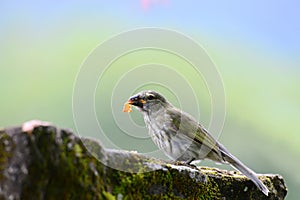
[125, 90, 168, 113]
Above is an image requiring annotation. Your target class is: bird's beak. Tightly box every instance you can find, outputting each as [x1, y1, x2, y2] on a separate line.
[123, 96, 146, 113]
[127, 99, 134, 105]
[127, 95, 146, 108]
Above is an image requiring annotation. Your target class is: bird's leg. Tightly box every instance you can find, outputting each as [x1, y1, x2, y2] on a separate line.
[172, 158, 197, 168]
[180, 158, 198, 169]
[185, 158, 195, 165]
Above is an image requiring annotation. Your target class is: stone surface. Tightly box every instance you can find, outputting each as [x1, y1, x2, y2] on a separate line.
[0, 122, 287, 199]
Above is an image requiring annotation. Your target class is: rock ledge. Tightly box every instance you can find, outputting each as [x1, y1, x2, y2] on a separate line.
[0, 122, 287, 199]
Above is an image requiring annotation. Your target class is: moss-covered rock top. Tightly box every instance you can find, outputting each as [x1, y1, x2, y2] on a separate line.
[0, 121, 287, 199]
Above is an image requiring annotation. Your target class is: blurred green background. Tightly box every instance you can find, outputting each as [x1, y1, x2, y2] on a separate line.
[1, 1, 299, 199]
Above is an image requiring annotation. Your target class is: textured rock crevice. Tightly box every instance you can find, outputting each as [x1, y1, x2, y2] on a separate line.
[0, 122, 287, 199]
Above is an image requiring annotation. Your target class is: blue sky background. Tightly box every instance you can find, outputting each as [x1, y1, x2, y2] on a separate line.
[1, 0, 299, 60]
[0, 1, 299, 199]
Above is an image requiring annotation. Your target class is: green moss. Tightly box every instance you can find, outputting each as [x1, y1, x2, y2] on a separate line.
[0, 132, 14, 181]
[20, 127, 107, 199]
[110, 163, 223, 199]
[170, 167, 221, 199]
[73, 143, 83, 157]
[102, 191, 116, 200]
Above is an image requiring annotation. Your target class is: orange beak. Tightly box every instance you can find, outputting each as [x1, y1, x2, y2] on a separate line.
[123, 99, 146, 113]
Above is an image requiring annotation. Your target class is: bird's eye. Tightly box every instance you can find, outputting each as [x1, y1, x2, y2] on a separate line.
[147, 94, 155, 100]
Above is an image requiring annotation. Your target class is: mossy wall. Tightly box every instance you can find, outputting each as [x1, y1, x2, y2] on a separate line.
[0, 123, 287, 200]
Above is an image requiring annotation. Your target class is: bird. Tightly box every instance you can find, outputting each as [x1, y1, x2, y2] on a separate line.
[123, 90, 269, 196]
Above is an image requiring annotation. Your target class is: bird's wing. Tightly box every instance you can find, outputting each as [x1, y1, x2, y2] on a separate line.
[167, 108, 223, 160]
[194, 125, 220, 152]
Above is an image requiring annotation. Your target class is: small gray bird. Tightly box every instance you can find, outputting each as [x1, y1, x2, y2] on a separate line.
[124, 90, 269, 196]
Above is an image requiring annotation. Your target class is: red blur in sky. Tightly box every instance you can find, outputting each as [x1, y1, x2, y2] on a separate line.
[141, 0, 170, 11]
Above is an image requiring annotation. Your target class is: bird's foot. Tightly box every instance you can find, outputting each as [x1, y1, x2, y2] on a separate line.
[174, 158, 198, 169]
[185, 158, 195, 165]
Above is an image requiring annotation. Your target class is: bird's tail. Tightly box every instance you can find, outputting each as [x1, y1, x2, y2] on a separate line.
[220, 146, 269, 196]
